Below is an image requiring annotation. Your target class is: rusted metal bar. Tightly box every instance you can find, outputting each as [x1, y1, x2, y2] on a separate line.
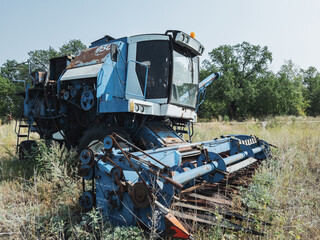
[172, 202, 271, 226]
[187, 193, 233, 206]
[110, 135, 149, 188]
[148, 168, 183, 189]
[112, 132, 170, 168]
[171, 210, 264, 235]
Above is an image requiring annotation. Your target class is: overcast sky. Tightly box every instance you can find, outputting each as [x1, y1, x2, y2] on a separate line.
[0, 0, 319, 72]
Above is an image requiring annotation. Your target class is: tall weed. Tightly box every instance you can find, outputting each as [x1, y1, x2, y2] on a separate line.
[0, 123, 144, 239]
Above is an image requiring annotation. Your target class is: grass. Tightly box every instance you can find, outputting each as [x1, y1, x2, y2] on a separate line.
[193, 116, 320, 240]
[0, 122, 144, 240]
[1, 117, 320, 239]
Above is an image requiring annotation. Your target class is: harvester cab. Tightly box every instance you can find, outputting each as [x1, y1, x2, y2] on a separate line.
[18, 30, 271, 239]
[60, 30, 207, 120]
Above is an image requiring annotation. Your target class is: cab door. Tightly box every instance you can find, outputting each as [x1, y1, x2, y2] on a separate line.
[125, 35, 170, 104]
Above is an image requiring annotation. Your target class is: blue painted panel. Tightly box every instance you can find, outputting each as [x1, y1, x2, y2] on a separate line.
[95, 163, 136, 226]
[132, 149, 181, 168]
[90, 35, 116, 48]
[97, 39, 128, 100]
[205, 140, 232, 154]
[98, 98, 128, 113]
[123, 170, 139, 183]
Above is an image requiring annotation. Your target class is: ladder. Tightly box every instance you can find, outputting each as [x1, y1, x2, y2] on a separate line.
[15, 114, 32, 153]
[174, 122, 194, 143]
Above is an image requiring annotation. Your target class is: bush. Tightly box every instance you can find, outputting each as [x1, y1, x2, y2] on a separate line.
[0, 76, 24, 123]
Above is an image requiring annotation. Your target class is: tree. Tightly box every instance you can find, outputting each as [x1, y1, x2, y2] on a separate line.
[275, 60, 308, 116]
[28, 46, 60, 72]
[59, 39, 86, 56]
[199, 42, 272, 119]
[250, 71, 281, 116]
[301, 66, 320, 116]
[0, 76, 24, 121]
[0, 59, 29, 82]
[28, 40, 87, 72]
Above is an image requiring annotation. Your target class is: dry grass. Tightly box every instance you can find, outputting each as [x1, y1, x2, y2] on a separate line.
[193, 116, 320, 239]
[0, 123, 144, 240]
[0, 123, 81, 239]
[0, 117, 320, 239]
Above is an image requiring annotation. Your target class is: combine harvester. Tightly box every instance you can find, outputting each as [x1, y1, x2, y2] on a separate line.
[18, 30, 271, 238]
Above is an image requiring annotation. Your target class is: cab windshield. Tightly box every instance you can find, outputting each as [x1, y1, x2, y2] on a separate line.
[170, 50, 199, 108]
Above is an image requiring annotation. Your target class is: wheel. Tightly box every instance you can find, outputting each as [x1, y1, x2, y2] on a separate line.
[19, 140, 38, 161]
[78, 123, 130, 154]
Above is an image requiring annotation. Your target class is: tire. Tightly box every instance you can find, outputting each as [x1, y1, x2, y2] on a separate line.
[19, 140, 38, 161]
[78, 123, 130, 153]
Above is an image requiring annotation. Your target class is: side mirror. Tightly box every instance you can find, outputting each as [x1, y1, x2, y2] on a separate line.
[110, 44, 118, 62]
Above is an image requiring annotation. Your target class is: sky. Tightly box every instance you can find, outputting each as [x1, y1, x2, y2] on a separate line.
[0, 0, 320, 72]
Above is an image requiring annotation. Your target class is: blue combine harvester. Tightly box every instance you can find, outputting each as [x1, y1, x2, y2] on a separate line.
[19, 30, 271, 238]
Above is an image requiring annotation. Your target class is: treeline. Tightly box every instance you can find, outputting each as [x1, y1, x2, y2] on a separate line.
[0, 40, 86, 122]
[198, 42, 320, 120]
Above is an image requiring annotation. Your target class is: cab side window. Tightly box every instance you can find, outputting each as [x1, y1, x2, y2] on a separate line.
[136, 41, 170, 99]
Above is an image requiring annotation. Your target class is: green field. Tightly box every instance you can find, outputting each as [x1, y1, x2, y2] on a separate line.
[1, 117, 320, 239]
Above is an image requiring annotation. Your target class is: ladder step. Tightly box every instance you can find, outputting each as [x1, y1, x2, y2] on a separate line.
[176, 130, 188, 134]
[18, 135, 28, 137]
[20, 125, 29, 127]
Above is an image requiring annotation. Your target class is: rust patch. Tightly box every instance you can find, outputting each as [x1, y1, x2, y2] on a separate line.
[67, 44, 111, 69]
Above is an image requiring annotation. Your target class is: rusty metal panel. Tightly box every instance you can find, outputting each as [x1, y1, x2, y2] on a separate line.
[146, 123, 186, 145]
[67, 44, 111, 69]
